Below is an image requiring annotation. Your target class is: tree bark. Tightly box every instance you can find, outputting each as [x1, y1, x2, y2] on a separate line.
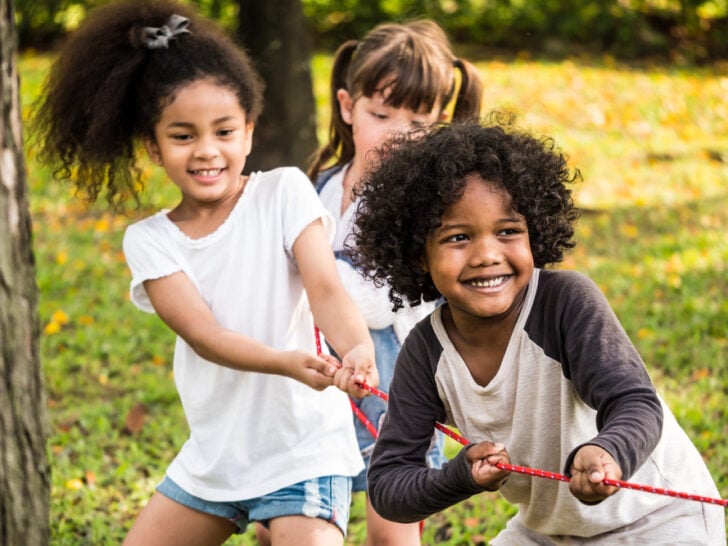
[0, 0, 50, 544]
[237, 0, 318, 173]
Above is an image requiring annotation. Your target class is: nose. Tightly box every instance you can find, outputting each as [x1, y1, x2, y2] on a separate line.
[469, 236, 502, 267]
[193, 137, 220, 160]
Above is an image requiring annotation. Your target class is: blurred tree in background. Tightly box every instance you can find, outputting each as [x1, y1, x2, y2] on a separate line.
[14, 0, 728, 61]
[238, 0, 318, 172]
[14, 0, 727, 178]
[302, 0, 728, 61]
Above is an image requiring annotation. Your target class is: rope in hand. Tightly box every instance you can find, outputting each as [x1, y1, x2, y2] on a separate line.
[354, 381, 728, 508]
[314, 327, 727, 508]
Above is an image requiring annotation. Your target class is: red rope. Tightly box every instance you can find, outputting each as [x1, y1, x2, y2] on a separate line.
[350, 398, 379, 439]
[314, 325, 322, 355]
[313, 327, 727, 508]
[354, 381, 728, 508]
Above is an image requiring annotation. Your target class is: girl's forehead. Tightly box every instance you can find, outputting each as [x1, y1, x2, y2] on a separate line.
[166, 80, 242, 107]
[357, 68, 448, 113]
[164, 77, 241, 104]
[359, 84, 439, 114]
[352, 74, 396, 100]
[445, 174, 515, 213]
[157, 80, 248, 125]
[464, 172, 502, 190]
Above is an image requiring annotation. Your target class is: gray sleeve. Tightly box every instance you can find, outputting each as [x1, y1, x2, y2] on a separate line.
[529, 271, 663, 480]
[367, 321, 484, 522]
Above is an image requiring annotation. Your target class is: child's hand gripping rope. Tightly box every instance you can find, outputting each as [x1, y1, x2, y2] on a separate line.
[315, 326, 727, 507]
[354, 381, 728, 508]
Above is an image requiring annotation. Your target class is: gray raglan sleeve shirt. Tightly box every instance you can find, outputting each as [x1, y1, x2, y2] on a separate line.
[367, 270, 663, 523]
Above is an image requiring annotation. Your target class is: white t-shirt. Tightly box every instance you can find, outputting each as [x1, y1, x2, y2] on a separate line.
[123, 167, 363, 501]
[317, 165, 434, 339]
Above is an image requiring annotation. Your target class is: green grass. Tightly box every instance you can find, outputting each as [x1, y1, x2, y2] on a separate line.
[20, 51, 728, 544]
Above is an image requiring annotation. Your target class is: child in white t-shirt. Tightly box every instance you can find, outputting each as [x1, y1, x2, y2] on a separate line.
[33, 2, 377, 545]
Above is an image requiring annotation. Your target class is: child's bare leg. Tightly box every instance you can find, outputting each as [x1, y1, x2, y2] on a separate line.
[269, 515, 344, 546]
[123, 491, 236, 546]
[364, 495, 421, 546]
[255, 521, 272, 545]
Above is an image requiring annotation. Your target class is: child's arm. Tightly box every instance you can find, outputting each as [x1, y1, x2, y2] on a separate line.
[368, 325, 489, 522]
[143, 271, 340, 390]
[293, 219, 378, 397]
[568, 444, 622, 504]
[547, 271, 663, 481]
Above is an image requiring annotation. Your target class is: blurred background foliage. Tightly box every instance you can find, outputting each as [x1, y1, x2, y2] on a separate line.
[17, 0, 728, 541]
[15, 0, 728, 62]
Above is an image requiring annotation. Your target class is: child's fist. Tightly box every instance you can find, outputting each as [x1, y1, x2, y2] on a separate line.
[568, 444, 622, 504]
[466, 441, 510, 490]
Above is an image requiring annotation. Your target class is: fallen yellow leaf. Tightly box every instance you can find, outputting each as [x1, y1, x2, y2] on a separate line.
[65, 478, 84, 490]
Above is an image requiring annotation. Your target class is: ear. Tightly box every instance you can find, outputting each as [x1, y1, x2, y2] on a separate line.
[420, 255, 429, 274]
[144, 138, 162, 165]
[243, 121, 255, 157]
[336, 88, 354, 125]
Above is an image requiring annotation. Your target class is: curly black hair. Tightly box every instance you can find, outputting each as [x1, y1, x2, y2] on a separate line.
[31, 0, 264, 209]
[352, 116, 581, 311]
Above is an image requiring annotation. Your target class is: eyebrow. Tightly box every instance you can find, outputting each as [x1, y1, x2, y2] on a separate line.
[165, 116, 240, 129]
[439, 216, 525, 230]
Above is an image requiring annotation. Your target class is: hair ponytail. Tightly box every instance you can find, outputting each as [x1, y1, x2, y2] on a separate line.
[451, 58, 483, 121]
[307, 40, 358, 180]
[307, 20, 484, 182]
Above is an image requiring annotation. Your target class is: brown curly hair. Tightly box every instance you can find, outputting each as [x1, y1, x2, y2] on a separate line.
[352, 115, 581, 311]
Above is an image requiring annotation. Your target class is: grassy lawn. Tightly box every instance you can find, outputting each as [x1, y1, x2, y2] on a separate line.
[20, 51, 728, 544]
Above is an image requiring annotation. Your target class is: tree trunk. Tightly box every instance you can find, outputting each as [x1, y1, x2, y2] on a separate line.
[237, 0, 318, 173]
[0, 0, 50, 544]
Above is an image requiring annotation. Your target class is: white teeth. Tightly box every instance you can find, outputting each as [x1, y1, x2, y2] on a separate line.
[469, 276, 506, 288]
[194, 169, 222, 177]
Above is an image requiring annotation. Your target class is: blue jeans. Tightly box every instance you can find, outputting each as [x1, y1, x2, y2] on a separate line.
[157, 474, 352, 537]
[350, 326, 447, 492]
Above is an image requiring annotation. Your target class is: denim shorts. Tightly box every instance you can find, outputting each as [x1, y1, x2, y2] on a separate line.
[157, 474, 352, 537]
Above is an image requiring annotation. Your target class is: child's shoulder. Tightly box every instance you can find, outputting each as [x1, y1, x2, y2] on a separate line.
[249, 165, 306, 182]
[538, 268, 594, 291]
[533, 268, 609, 313]
[401, 303, 445, 354]
[313, 164, 345, 193]
[124, 209, 170, 237]
[248, 166, 313, 193]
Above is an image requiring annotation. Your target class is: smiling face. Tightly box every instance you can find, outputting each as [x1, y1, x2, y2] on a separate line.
[423, 173, 534, 326]
[145, 78, 254, 208]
